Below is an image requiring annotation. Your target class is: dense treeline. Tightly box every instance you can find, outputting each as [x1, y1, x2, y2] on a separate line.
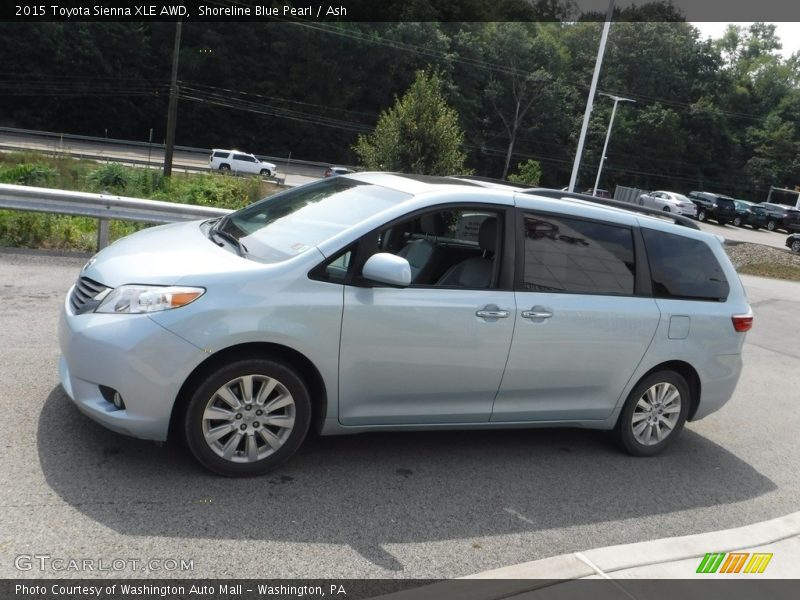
[0, 7, 799, 199]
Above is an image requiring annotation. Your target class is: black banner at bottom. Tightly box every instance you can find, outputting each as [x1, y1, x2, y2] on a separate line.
[3, 579, 800, 600]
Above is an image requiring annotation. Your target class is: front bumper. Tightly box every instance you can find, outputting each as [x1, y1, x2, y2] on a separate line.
[58, 291, 206, 441]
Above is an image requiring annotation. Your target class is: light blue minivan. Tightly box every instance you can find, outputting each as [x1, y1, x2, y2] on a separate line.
[59, 174, 752, 476]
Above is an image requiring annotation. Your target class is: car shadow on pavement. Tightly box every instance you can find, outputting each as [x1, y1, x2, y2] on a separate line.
[38, 386, 776, 571]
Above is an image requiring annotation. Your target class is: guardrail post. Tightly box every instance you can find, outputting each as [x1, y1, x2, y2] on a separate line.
[97, 218, 110, 250]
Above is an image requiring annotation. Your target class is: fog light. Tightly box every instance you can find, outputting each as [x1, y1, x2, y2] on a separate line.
[99, 385, 126, 410]
[112, 391, 125, 410]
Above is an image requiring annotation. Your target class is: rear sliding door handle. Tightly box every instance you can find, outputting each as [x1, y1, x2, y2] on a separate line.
[522, 310, 553, 319]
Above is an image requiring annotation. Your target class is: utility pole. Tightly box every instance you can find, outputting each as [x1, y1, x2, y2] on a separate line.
[163, 21, 182, 177]
[592, 93, 635, 195]
[568, 0, 615, 193]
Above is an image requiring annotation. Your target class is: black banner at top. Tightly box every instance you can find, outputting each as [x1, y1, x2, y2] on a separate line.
[3, 0, 800, 22]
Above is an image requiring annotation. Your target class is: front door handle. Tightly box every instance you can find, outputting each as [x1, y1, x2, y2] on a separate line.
[476, 307, 510, 319]
[522, 309, 553, 319]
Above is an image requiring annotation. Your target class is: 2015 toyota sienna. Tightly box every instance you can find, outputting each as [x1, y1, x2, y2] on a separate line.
[58, 173, 752, 476]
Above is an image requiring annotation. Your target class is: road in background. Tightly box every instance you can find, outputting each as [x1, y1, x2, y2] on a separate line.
[0, 249, 798, 578]
[0, 128, 323, 188]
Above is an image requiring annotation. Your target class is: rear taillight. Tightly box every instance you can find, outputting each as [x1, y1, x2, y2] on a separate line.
[732, 313, 753, 332]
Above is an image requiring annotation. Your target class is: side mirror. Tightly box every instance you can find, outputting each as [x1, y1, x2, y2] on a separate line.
[362, 253, 411, 287]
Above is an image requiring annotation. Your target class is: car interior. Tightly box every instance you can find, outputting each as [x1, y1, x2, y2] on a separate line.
[376, 208, 501, 288]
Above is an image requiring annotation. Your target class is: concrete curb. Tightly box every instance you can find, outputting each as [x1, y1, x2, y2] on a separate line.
[465, 511, 800, 579]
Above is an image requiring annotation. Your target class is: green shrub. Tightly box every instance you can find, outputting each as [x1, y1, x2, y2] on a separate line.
[86, 162, 131, 192]
[0, 163, 59, 186]
[0, 152, 280, 251]
[508, 159, 542, 186]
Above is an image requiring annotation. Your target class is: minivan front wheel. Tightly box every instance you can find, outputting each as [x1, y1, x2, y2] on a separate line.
[615, 371, 689, 457]
[184, 358, 311, 476]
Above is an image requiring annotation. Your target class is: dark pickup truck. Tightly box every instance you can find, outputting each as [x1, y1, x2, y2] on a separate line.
[688, 191, 737, 226]
[759, 202, 800, 233]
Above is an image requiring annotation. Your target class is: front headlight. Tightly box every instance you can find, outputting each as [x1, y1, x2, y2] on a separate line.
[95, 285, 205, 314]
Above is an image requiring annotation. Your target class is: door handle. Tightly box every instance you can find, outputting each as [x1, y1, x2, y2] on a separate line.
[522, 309, 553, 319]
[476, 308, 509, 319]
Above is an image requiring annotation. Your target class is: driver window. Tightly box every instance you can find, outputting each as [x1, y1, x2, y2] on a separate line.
[372, 208, 501, 289]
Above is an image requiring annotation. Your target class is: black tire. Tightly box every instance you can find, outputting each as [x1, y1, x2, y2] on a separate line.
[697, 209, 707, 222]
[733, 216, 742, 227]
[767, 220, 777, 231]
[219, 164, 231, 172]
[792, 240, 800, 253]
[614, 370, 690, 457]
[662, 206, 670, 213]
[260, 168, 272, 177]
[184, 358, 311, 477]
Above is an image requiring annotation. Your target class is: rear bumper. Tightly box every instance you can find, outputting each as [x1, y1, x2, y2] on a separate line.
[691, 353, 743, 421]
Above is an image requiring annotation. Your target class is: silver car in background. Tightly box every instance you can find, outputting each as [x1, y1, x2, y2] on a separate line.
[639, 190, 698, 217]
[59, 174, 752, 476]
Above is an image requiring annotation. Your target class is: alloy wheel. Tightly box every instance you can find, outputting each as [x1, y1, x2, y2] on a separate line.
[631, 382, 681, 446]
[202, 375, 295, 463]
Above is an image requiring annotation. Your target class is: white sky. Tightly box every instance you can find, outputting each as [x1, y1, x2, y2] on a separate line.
[691, 22, 800, 59]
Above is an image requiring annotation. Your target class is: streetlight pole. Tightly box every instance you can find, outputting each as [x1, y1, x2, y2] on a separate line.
[592, 93, 635, 196]
[568, 0, 615, 192]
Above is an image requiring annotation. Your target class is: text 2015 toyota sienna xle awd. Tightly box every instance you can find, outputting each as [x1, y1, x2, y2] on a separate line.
[59, 174, 752, 476]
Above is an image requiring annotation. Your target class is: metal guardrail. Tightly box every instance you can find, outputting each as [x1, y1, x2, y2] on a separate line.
[0, 183, 232, 250]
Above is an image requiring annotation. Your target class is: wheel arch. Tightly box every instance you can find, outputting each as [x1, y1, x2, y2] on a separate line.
[635, 360, 701, 422]
[168, 342, 328, 442]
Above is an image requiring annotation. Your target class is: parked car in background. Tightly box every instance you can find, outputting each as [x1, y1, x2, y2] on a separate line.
[638, 190, 697, 217]
[759, 202, 800, 233]
[688, 191, 737, 225]
[732, 200, 768, 229]
[324, 166, 355, 177]
[58, 174, 751, 475]
[787, 233, 800, 253]
[209, 149, 277, 177]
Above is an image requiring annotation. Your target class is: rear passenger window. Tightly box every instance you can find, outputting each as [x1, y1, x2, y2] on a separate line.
[521, 214, 635, 295]
[641, 229, 729, 301]
[213, 151, 229, 158]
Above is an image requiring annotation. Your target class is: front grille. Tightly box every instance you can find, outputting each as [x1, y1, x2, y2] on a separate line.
[69, 276, 109, 314]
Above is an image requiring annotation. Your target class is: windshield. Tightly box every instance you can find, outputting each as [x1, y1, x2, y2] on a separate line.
[216, 177, 412, 263]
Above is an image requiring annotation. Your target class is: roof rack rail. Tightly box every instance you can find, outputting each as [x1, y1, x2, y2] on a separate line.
[521, 188, 700, 230]
[449, 175, 533, 189]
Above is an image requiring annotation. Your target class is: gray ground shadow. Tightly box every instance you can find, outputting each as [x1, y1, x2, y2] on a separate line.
[38, 387, 776, 571]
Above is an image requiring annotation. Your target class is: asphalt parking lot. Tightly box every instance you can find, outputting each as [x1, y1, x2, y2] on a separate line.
[1, 249, 798, 579]
[695, 219, 795, 251]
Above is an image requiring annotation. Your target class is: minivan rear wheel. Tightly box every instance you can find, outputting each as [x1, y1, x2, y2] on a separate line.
[697, 209, 707, 222]
[615, 370, 689, 457]
[184, 358, 311, 476]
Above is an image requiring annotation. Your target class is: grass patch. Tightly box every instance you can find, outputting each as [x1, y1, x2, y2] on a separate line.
[0, 152, 282, 251]
[738, 262, 800, 282]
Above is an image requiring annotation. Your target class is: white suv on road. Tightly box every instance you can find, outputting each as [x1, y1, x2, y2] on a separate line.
[209, 149, 277, 177]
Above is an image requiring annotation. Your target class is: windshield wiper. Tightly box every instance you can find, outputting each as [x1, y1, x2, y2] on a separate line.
[209, 224, 248, 258]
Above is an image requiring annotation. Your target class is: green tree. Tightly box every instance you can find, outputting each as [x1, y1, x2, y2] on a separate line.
[353, 70, 469, 175]
[508, 159, 543, 185]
